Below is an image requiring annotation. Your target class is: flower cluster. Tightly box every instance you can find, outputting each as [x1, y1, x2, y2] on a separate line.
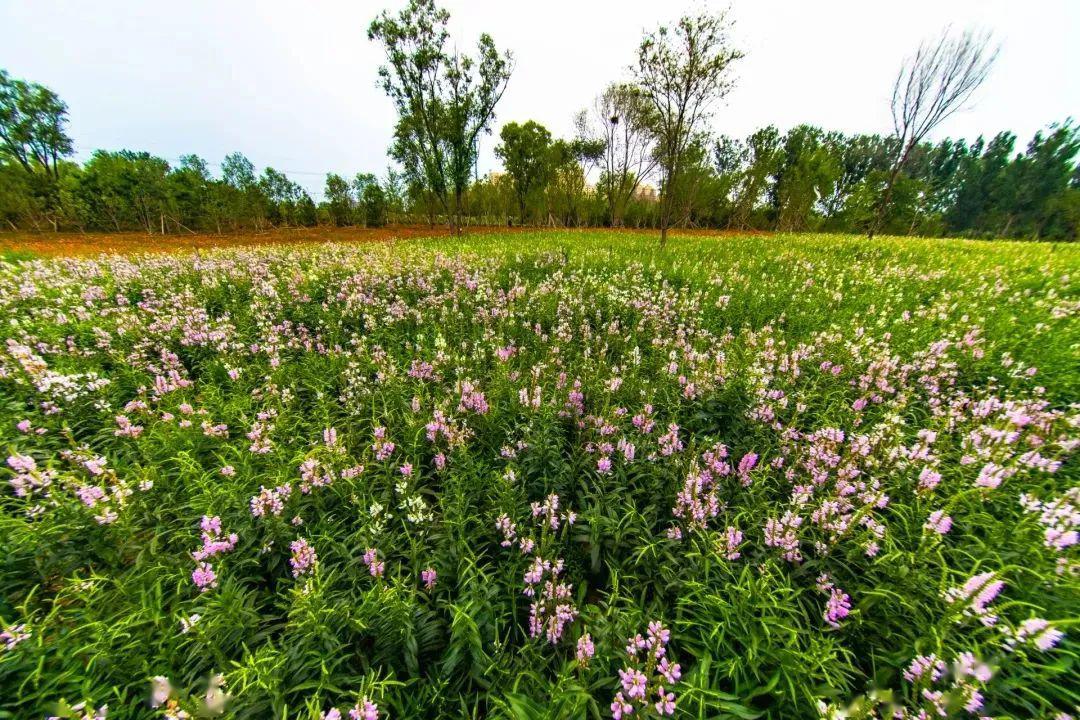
[320, 698, 379, 720]
[524, 557, 578, 644]
[289, 538, 317, 577]
[816, 574, 852, 628]
[190, 516, 237, 592]
[362, 547, 385, 578]
[612, 621, 681, 719]
[945, 571, 1005, 626]
[250, 483, 292, 518]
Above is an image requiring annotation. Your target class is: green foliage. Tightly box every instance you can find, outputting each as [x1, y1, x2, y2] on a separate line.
[368, 0, 512, 234]
[495, 121, 552, 224]
[324, 173, 354, 227]
[0, 231, 1076, 719]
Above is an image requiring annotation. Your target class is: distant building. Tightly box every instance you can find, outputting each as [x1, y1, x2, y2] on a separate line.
[633, 184, 658, 202]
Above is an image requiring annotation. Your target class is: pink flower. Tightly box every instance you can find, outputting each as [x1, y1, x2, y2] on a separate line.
[576, 633, 595, 664]
[363, 548, 385, 578]
[658, 657, 681, 684]
[421, 567, 437, 590]
[654, 686, 676, 715]
[824, 587, 851, 627]
[289, 538, 317, 577]
[348, 699, 379, 720]
[925, 510, 952, 534]
[610, 692, 633, 719]
[192, 562, 217, 592]
[619, 668, 648, 700]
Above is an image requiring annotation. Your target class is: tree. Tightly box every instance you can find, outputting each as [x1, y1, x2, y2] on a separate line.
[495, 120, 551, 224]
[368, 0, 512, 235]
[383, 168, 407, 223]
[730, 126, 782, 230]
[259, 168, 303, 226]
[168, 154, 213, 232]
[632, 11, 742, 246]
[1009, 121, 1080, 239]
[580, 83, 658, 227]
[820, 133, 897, 227]
[324, 173, 354, 226]
[0, 69, 73, 180]
[771, 125, 839, 231]
[297, 192, 318, 227]
[868, 27, 998, 239]
[221, 152, 265, 229]
[354, 173, 388, 227]
[545, 138, 603, 227]
[71, 150, 171, 233]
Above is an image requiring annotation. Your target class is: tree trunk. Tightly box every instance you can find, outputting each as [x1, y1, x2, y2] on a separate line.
[868, 151, 908, 240]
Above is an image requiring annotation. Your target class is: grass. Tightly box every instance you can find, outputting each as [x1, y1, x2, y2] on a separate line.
[0, 231, 1076, 719]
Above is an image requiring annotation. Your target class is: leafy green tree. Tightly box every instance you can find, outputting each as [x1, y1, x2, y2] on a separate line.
[730, 126, 782, 230]
[771, 125, 839, 231]
[71, 150, 171, 232]
[820, 133, 896, 228]
[495, 121, 551, 224]
[167, 154, 213, 231]
[0, 69, 75, 229]
[297, 192, 318, 227]
[221, 152, 265, 229]
[383, 168, 407, 223]
[324, 172, 353, 226]
[368, 0, 512, 235]
[354, 173, 388, 227]
[633, 11, 742, 246]
[0, 69, 73, 180]
[946, 132, 1013, 236]
[545, 138, 603, 227]
[259, 167, 304, 226]
[1009, 121, 1080, 239]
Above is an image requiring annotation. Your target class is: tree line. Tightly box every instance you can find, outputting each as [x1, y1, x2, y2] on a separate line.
[1, 2, 1077, 240]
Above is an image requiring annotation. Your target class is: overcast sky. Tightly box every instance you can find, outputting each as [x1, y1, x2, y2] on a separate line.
[3, 0, 1077, 198]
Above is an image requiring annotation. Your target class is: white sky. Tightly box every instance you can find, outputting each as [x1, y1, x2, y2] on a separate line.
[2, 0, 1077, 199]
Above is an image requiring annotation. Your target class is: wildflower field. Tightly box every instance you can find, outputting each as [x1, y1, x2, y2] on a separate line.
[0, 231, 1077, 720]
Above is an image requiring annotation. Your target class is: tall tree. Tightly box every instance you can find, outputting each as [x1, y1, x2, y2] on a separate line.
[730, 126, 782, 230]
[868, 27, 998, 239]
[324, 173, 354, 226]
[580, 83, 658, 227]
[0, 69, 73, 180]
[368, 0, 512, 235]
[771, 125, 839, 231]
[354, 173, 389, 227]
[632, 11, 742, 246]
[495, 120, 551, 224]
[221, 152, 264, 229]
[168, 154, 213, 232]
[259, 168, 303, 226]
[545, 138, 603, 227]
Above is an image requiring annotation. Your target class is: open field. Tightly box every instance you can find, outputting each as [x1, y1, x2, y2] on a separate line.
[0, 226, 458, 260]
[0, 227, 771, 260]
[0, 231, 1077, 719]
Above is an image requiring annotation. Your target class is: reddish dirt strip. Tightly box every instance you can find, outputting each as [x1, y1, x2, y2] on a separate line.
[0, 225, 771, 258]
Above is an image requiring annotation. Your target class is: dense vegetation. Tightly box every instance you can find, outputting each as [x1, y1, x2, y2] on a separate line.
[2, 1, 1077, 241]
[0, 231, 1076, 719]
[2, 119, 1076, 240]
